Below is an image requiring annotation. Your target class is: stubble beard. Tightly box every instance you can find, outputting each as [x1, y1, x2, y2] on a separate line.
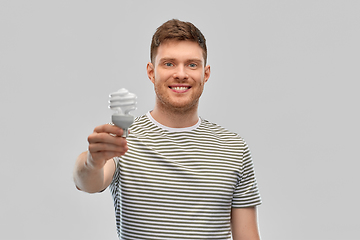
[154, 84, 203, 115]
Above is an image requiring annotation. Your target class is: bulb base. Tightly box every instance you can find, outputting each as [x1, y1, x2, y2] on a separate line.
[112, 114, 134, 137]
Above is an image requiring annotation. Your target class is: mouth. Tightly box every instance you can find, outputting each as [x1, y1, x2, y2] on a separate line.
[169, 85, 191, 92]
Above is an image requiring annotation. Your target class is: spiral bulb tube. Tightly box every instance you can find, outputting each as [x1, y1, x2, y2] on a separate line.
[109, 88, 137, 137]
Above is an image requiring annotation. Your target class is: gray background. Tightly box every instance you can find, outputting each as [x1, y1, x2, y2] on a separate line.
[1, 1, 359, 239]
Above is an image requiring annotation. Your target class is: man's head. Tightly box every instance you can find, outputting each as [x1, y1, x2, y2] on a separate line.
[150, 19, 207, 65]
[147, 19, 210, 118]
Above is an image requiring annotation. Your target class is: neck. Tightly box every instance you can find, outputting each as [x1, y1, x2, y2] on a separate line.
[151, 103, 199, 128]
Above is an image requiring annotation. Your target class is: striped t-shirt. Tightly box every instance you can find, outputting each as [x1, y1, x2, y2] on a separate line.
[110, 112, 261, 239]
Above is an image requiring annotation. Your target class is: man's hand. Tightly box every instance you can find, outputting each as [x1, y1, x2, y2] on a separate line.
[87, 124, 129, 169]
[73, 124, 129, 193]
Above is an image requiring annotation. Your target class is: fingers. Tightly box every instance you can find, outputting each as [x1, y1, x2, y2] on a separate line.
[88, 140, 128, 154]
[93, 124, 124, 136]
[87, 124, 129, 164]
[88, 131, 126, 146]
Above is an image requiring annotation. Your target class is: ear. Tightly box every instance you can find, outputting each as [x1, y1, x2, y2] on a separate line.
[204, 65, 210, 83]
[147, 62, 155, 83]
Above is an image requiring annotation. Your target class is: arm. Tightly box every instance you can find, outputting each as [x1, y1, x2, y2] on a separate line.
[73, 124, 128, 193]
[231, 207, 261, 240]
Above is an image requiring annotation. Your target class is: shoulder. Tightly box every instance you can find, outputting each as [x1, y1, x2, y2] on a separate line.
[132, 114, 150, 126]
[199, 118, 246, 143]
[129, 114, 156, 132]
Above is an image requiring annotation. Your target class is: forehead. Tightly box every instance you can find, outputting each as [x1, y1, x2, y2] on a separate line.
[155, 40, 204, 63]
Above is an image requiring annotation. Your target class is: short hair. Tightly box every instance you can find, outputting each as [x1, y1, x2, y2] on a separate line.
[150, 19, 207, 65]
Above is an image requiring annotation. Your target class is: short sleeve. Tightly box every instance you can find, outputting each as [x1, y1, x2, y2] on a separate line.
[113, 156, 119, 169]
[232, 141, 262, 208]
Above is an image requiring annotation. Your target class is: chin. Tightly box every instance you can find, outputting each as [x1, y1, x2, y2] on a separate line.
[170, 101, 199, 113]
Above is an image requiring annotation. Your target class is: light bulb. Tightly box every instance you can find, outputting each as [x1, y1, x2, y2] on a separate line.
[109, 88, 137, 137]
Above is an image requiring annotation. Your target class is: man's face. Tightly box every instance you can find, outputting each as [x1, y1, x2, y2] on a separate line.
[147, 40, 210, 113]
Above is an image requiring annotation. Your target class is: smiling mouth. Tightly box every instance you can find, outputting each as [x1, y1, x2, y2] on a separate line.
[169, 86, 191, 91]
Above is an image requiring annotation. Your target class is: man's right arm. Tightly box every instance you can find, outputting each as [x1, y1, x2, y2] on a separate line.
[73, 124, 128, 193]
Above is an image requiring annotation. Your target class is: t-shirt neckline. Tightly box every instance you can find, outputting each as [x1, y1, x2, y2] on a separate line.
[146, 111, 201, 132]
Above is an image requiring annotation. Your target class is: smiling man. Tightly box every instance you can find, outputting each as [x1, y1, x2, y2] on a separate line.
[74, 19, 262, 240]
[148, 39, 210, 127]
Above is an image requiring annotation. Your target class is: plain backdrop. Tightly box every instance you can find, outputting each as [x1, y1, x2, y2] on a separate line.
[1, 1, 359, 239]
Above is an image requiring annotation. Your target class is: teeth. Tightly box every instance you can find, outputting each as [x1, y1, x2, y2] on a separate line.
[171, 87, 189, 90]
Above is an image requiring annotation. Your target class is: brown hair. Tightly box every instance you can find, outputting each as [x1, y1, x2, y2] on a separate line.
[150, 19, 207, 64]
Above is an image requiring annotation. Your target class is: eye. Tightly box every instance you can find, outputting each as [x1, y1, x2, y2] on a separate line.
[188, 63, 197, 68]
[165, 62, 173, 67]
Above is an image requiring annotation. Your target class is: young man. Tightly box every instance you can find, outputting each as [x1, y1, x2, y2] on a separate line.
[74, 19, 262, 240]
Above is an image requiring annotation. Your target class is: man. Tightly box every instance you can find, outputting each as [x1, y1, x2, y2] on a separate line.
[74, 19, 262, 239]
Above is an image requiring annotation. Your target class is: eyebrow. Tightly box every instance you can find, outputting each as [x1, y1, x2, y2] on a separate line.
[159, 57, 176, 63]
[159, 58, 203, 64]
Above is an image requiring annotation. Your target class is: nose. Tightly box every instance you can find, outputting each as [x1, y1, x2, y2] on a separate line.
[173, 65, 188, 80]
